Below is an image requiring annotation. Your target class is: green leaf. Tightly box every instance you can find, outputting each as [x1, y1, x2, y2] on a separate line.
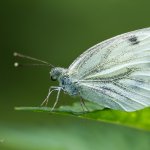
[15, 102, 150, 131]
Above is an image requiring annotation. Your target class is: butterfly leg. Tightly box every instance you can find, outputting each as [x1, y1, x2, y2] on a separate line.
[51, 87, 62, 111]
[41, 86, 59, 106]
[80, 98, 89, 112]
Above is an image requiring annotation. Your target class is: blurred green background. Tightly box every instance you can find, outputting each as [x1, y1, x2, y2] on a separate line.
[1, 0, 150, 150]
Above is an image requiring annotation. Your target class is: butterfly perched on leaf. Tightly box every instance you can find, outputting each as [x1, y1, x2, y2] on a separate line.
[14, 27, 150, 112]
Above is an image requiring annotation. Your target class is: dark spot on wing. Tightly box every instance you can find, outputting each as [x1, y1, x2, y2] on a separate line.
[128, 36, 140, 45]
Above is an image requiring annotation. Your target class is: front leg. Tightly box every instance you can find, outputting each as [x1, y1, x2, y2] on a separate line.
[40, 86, 61, 106]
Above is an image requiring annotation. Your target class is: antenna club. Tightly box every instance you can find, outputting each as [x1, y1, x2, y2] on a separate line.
[13, 52, 18, 57]
[14, 62, 19, 67]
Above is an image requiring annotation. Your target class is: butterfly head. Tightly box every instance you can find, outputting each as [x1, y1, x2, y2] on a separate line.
[50, 67, 67, 81]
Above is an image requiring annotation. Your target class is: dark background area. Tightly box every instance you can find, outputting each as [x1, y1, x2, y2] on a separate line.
[0, 0, 150, 150]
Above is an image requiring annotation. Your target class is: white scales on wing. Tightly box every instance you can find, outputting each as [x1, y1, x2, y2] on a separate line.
[66, 28, 150, 111]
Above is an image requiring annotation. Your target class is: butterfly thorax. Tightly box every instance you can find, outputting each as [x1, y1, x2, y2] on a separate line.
[50, 67, 79, 96]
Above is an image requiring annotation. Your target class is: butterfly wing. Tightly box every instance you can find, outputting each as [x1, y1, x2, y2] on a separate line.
[68, 27, 150, 111]
[68, 27, 150, 78]
[77, 79, 150, 111]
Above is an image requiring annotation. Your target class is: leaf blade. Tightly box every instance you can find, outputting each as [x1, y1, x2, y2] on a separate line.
[15, 102, 150, 131]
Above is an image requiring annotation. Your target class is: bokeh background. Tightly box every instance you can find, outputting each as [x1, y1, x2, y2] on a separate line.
[1, 0, 150, 150]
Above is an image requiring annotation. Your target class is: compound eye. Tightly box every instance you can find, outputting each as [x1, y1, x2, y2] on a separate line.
[51, 76, 57, 81]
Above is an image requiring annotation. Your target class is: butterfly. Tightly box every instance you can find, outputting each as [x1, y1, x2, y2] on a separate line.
[14, 27, 150, 112]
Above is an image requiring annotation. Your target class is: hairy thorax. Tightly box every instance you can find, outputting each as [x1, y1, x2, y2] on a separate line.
[58, 75, 79, 96]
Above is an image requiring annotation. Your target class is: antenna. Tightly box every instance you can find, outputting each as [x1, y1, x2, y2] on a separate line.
[13, 52, 54, 68]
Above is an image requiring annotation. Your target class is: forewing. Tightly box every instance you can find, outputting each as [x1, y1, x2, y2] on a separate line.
[68, 27, 150, 80]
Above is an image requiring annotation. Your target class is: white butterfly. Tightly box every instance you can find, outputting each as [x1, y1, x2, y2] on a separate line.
[14, 27, 150, 112]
